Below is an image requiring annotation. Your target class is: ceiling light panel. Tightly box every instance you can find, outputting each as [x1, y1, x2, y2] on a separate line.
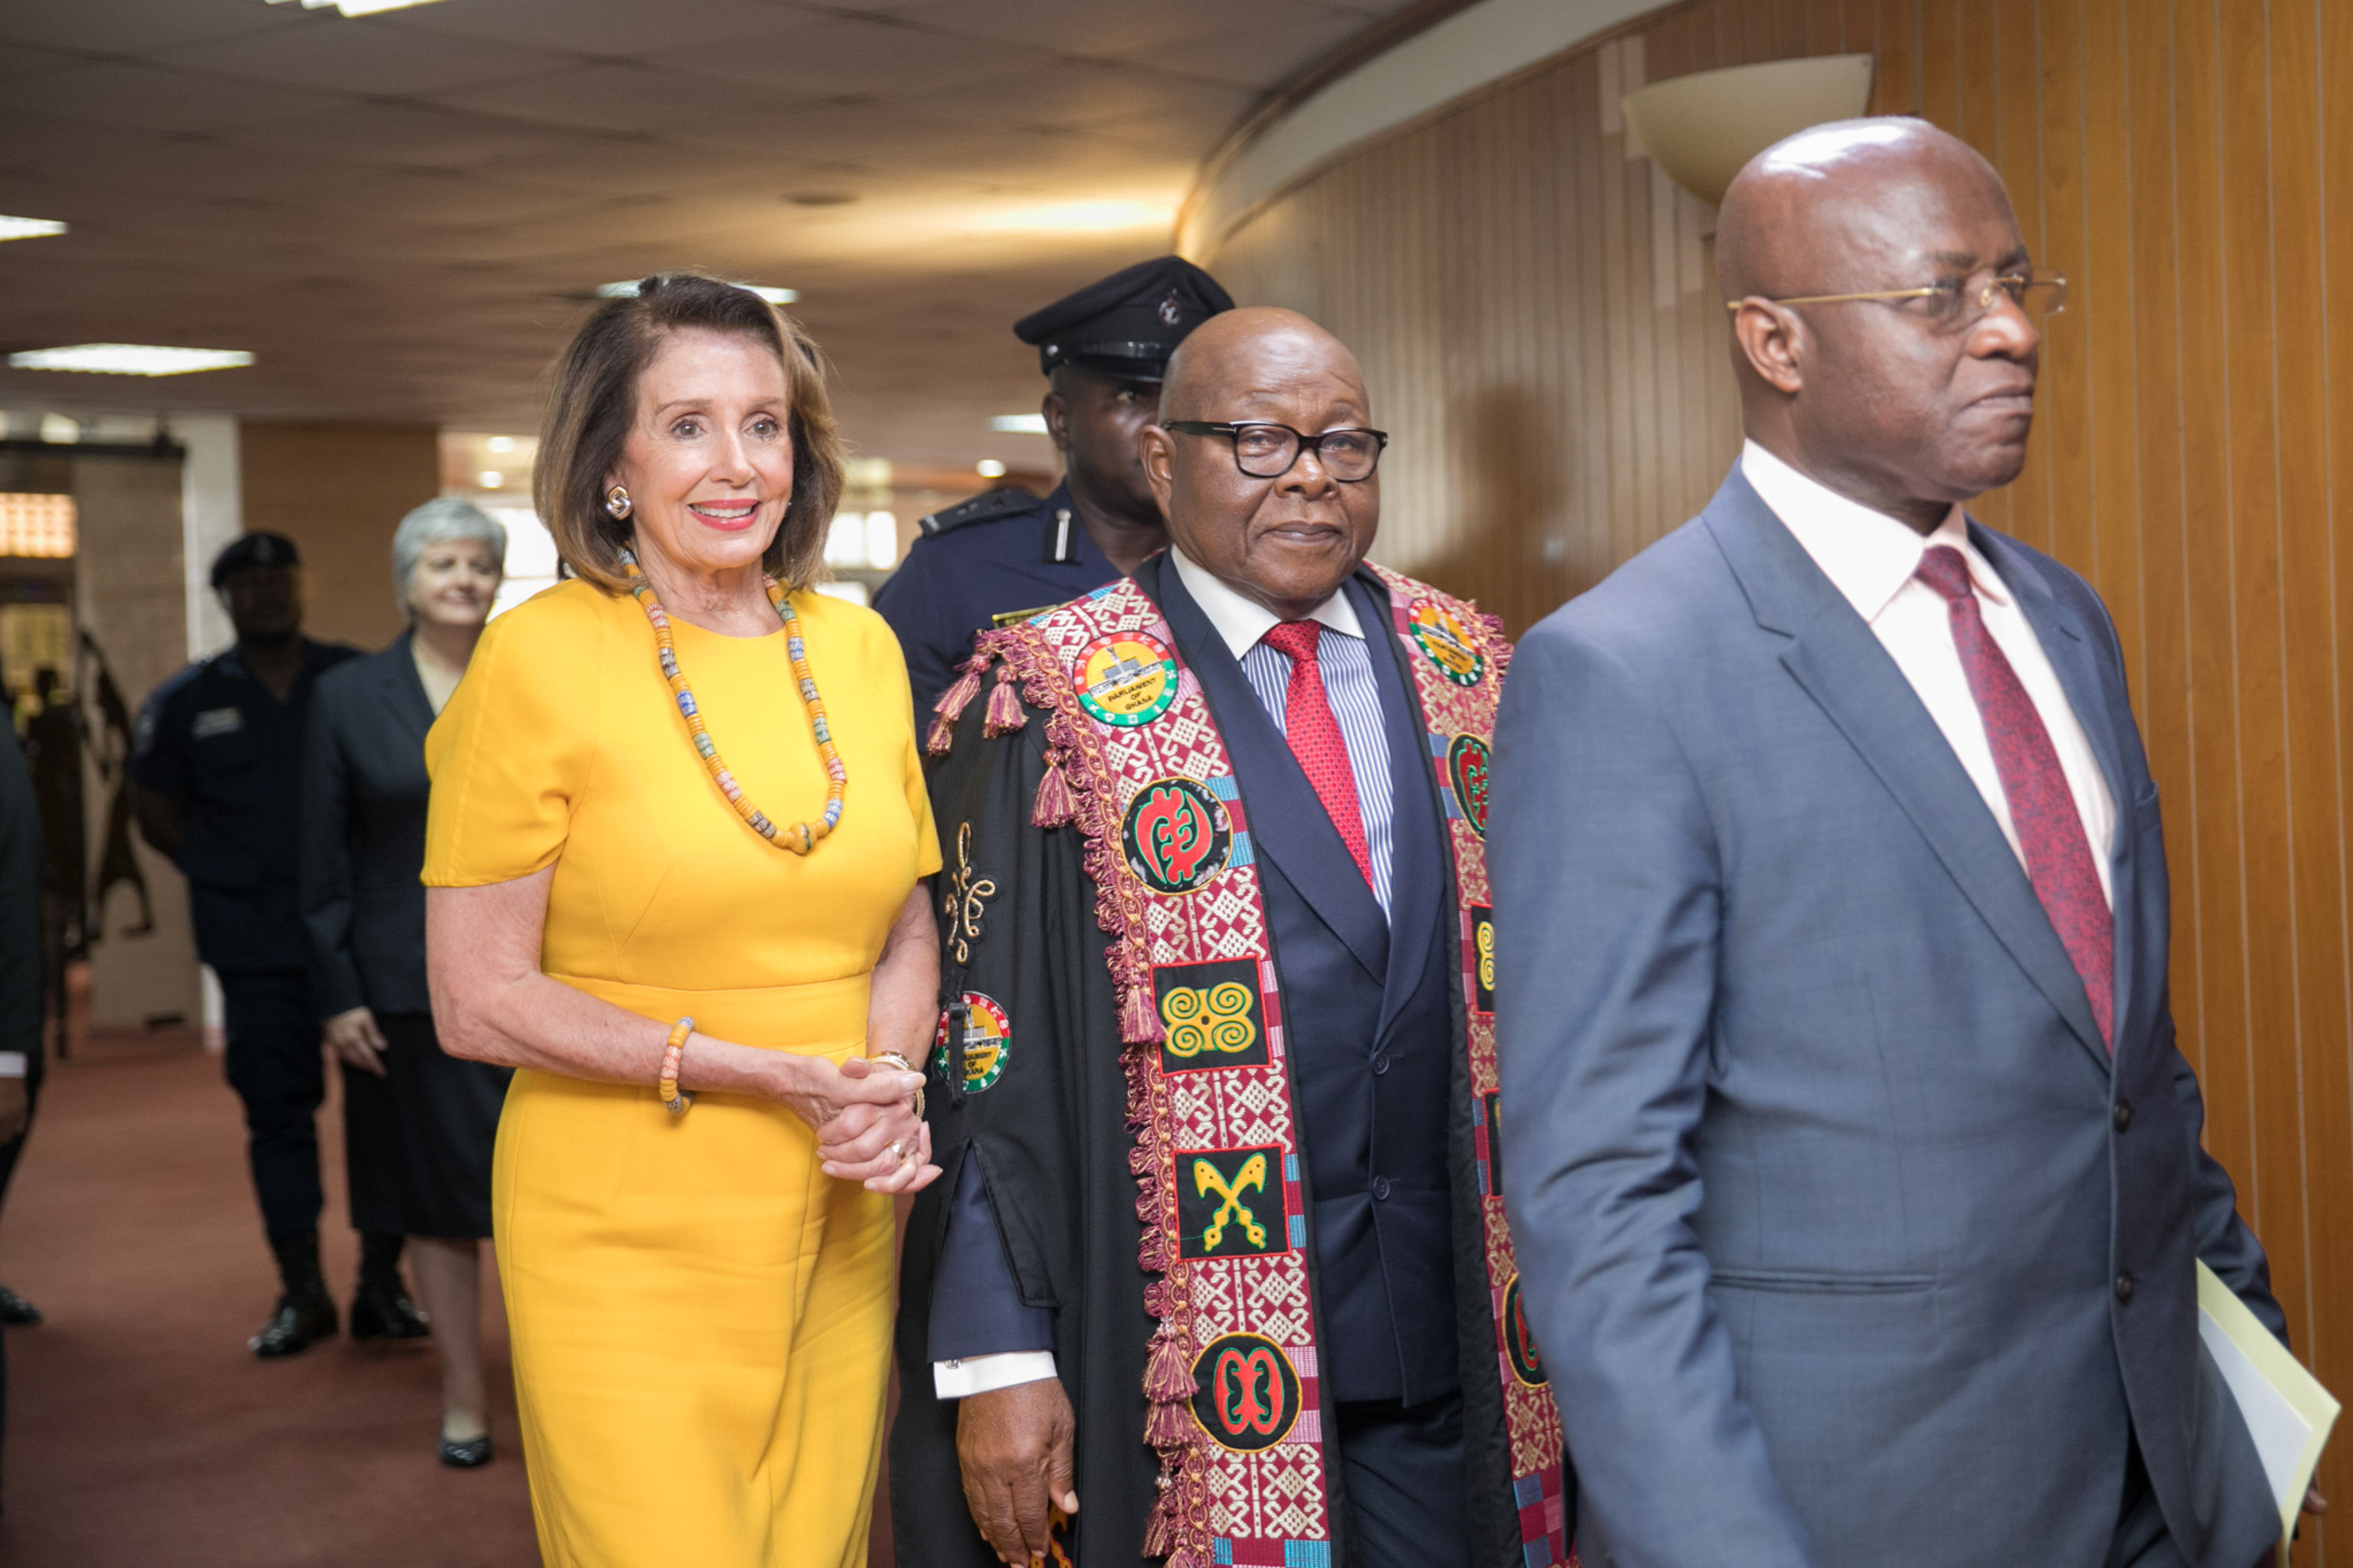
[596, 281, 796, 304]
[266, 0, 453, 15]
[8, 345, 255, 377]
[991, 414, 1048, 433]
[0, 217, 66, 242]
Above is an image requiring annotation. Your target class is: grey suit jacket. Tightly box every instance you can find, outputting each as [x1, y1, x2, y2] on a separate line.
[1491, 469, 2283, 1568]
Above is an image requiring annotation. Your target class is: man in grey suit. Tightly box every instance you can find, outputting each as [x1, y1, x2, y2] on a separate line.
[1492, 119, 2314, 1568]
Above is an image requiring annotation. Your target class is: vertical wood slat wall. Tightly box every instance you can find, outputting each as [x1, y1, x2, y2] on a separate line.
[1205, 1, 2349, 1553]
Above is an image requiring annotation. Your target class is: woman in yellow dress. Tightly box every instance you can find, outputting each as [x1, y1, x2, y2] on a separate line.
[423, 273, 942, 1566]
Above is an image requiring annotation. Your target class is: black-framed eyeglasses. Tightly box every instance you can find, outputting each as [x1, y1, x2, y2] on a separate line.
[1163, 420, 1390, 482]
[1730, 270, 2067, 333]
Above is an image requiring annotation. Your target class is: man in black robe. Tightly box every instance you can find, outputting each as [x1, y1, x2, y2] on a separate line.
[893, 310, 1567, 1568]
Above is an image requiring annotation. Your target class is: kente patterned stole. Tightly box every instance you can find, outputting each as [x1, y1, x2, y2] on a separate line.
[931, 565, 1569, 1568]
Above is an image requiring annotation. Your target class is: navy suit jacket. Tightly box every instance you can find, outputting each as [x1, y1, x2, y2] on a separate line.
[1491, 469, 2283, 1568]
[933, 557, 1463, 1405]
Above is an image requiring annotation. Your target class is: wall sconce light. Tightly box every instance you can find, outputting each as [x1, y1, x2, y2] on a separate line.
[1620, 55, 1876, 207]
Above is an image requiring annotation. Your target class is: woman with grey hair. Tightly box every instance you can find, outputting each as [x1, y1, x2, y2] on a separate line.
[301, 495, 514, 1466]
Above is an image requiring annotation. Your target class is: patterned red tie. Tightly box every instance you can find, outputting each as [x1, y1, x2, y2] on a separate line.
[1261, 620, 1373, 887]
[1913, 545, 2114, 1048]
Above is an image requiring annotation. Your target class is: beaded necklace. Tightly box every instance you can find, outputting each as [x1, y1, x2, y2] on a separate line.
[619, 547, 845, 853]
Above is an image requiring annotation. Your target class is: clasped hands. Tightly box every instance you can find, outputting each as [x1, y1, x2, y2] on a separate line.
[783, 1052, 940, 1194]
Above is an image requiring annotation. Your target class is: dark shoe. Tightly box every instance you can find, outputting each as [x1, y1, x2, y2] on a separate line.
[250, 1289, 336, 1357]
[438, 1434, 493, 1468]
[0, 1285, 41, 1325]
[348, 1279, 431, 1341]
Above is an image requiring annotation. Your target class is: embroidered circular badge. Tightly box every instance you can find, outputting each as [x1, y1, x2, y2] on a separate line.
[1500, 1273, 1547, 1387]
[1074, 632, 1179, 728]
[1190, 1331, 1302, 1452]
[1407, 598, 1485, 686]
[1446, 733, 1492, 838]
[930, 991, 1011, 1093]
[1119, 777, 1231, 895]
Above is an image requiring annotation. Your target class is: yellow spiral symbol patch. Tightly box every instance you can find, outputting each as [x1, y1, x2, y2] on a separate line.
[1161, 982, 1258, 1058]
[1476, 920, 1496, 995]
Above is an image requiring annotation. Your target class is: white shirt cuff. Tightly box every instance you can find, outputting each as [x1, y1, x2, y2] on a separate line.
[932, 1351, 1057, 1400]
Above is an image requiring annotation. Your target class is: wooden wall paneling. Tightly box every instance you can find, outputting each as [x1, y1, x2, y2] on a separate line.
[2217, 0, 2299, 1267]
[2036, 0, 2095, 584]
[2314, 0, 2353, 1537]
[2080, 0, 2142, 678]
[2266, 12, 2346, 1541]
[2170, 0, 2250, 1176]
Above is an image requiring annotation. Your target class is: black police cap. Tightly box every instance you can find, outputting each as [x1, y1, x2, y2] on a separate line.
[211, 531, 301, 587]
[1013, 256, 1235, 380]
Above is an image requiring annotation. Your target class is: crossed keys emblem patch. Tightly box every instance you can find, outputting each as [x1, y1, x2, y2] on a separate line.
[1175, 1145, 1289, 1259]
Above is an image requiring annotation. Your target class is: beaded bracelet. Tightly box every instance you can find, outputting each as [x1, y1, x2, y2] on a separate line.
[660, 1017, 695, 1116]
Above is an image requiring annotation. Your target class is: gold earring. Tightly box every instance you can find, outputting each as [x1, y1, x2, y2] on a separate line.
[605, 485, 632, 520]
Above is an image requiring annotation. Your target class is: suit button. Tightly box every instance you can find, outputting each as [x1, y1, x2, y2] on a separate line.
[2113, 1099, 2132, 1132]
[1371, 1051, 1391, 1076]
[1372, 1176, 1392, 1201]
[2115, 1272, 2136, 1303]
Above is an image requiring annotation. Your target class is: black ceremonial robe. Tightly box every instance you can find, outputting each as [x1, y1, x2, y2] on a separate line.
[890, 558, 1567, 1568]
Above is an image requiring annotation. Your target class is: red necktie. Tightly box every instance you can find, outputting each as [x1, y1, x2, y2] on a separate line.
[1261, 620, 1373, 887]
[1914, 545, 2114, 1047]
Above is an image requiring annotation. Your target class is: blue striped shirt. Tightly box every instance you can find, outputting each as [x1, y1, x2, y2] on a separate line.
[1169, 550, 1394, 919]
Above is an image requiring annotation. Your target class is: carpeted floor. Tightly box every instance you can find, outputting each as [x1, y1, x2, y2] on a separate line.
[0, 1027, 538, 1566]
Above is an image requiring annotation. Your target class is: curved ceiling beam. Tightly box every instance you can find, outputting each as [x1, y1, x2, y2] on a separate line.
[1178, 0, 1667, 260]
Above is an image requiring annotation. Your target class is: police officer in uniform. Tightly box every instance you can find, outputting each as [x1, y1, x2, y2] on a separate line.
[133, 533, 427, 1357]
[875, 255, 1234, 719]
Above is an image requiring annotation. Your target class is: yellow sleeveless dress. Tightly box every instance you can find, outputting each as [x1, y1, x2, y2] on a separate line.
[422, 578, 940, 1567]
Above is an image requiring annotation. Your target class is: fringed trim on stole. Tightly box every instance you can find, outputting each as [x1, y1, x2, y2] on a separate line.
[1479, 609, 1514, 682]
[983, 662, 1027, 736]
[973, 611, 1201, 1561]
[924, 649, 992, 756]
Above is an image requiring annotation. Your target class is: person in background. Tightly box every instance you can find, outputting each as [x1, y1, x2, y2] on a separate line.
[424, 272, 940, 1565]
[2, 666, 80, 1327]
[134, 533, 426, 1357]
[0, 718, 40, 1493]
[303, 498, 515, 1468]
[874, 255, 1234, 721]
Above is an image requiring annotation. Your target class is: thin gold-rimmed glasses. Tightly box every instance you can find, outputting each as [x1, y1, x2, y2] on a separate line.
[1728, 272, 2068, 332]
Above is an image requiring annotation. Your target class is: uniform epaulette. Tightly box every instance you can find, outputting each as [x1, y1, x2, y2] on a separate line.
[917, 486, 1038, 537]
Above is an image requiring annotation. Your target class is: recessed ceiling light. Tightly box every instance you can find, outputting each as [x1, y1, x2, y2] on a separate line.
[265, 0, 451, 15]
[596, 280, 796, 305]
[976, 459, 1008, 478]
[990, 414, 1048, 434]
[477, 471, 505, 489]
[0, 217, 65, 243]
[485, 436, 515, 453]
[8, 345, 255, 377]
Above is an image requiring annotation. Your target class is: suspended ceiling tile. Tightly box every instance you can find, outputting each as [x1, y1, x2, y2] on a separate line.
[155, 16, 571, 98]
[894, 0, 1344, 66]
[648, 13, 1050, 99]
[0, 43, 87, 84]
[208, 100, 589, 172]
[368, 0, 819, 57]
[0, 0, 305, 54]
[429, 60, 808, 132]
[1, 60, 352, 136]
[1147, 12, 1374, 87]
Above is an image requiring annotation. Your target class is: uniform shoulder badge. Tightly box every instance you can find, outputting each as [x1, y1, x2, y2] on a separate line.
[917, 486, 1038, 537]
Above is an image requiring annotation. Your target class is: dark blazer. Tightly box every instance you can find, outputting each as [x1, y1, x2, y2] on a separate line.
[1492, 468, 2283, 1568]
[932, 558, 1464, 1405]
[301, 635, 436, 1018]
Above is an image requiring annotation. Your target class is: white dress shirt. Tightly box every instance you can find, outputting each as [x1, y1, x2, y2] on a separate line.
[1741, 440, 2116, 906]
[933, 550, 1392, 1400]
